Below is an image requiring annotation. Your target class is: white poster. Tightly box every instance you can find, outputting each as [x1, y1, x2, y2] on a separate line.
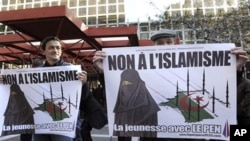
[0, 65, 82, 138]
[103, 43, 237, 140]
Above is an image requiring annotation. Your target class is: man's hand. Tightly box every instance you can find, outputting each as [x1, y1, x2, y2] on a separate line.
[231, 47, 248, 71]
[77, 71, 87, 84]
[93, 51, 106, 72]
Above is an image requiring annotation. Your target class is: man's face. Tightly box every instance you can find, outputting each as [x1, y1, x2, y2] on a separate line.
[43, 40, 62, 62]
[153, 37, 175, 45]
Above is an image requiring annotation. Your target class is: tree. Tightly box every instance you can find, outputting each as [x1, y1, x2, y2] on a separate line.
[155, 0, 250, 51]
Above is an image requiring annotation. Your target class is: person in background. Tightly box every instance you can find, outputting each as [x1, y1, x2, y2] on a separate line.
[92, 29, 248, 141]
[31, 58, 43, 68]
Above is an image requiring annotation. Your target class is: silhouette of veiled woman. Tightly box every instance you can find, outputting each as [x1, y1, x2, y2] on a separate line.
[2, 84, 35, 136]
[113, 69, 160, 137]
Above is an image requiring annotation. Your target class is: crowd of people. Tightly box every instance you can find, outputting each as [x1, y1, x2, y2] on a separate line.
[0, 28, 249, 141]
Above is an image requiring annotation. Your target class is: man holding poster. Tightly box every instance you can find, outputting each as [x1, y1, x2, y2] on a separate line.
[93, 29, 248, 141]
[0, 36, 88, 141]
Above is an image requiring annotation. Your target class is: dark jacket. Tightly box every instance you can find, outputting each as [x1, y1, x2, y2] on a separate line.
[237, 70, 250, 125]
[43, 59, 107, 129]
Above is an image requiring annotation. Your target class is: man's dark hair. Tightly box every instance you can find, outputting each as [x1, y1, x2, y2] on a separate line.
[40, 36, 61, 50]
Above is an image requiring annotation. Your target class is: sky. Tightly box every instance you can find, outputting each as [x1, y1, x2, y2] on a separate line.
[124, 0, 185, 22]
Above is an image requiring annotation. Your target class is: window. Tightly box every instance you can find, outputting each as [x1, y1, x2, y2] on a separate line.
[108, 5, 116, 13]
[108, 0, 116, 4]
[79, 0, 87, 6]
[88, 17, 97, 25]
[183, 0, 191, 8]
[118, 4, 124, 12]
[79, 7, 87, 16]
[140, 33, 149, 39]
[140, 26, 148, 31]
[98, 6, 106, 14]
[88, 7, 96, 15]
[98, 0, 106, 4]
[108, 15, 117, 23]
[118, 14, 125, 22]
[193, 0, 202, 8]
[89, 0, 96, 5]
[204, 1, 214, 7]
[10, 0, 16, 4]
[215, 0, 224, 7]
[98, 15, 107, 24]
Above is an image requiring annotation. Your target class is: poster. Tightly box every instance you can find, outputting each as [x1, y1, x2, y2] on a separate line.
[103, 43, 237, 140]
[0, 65, 82, 138]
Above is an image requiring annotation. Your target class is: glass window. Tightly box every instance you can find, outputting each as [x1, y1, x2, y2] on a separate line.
[140, 26, 148, 31]
[89, 0, 96, 5]
[118, 14, 125, 22]
[98, 6, 106, 14]
[79, 17, 87, 24]
[10, 0, 16, 4]
[25, 4, 33, 8]
[26, 0, 33, 2]
[183, 0, 191, 8]
[118, 4, 124, 12]
[204, 1, 214, 7]
[2, 0, 8, 5]
[51, 1, 59, 6]
[109, 0, 116, 4]
[183, 10, 192, 16]
[79, 0, 87, 6]
[98, 15, 107, 24]
[60, 0, 67, 5]
[69, 1, 77, 7]
[171, 3, 180, 9]
[118, 0, 124, 3]
[17, 4, 24, 9]
[88, 17, 97, 25]
[108, 5, 116, 13]
[79, 7, 87, 16]
[88, 7, 96, 15]
[215, 0, 224, 7]
[140, 33, 149, 39]
[9, 5, 16, 10]
[108, 15, 117, 23]
[98, 0, 106, 4]
[193, 0, 202, 8]
[34, 3, 41, 7]
[0, 24, 5, 33]
[43, 2, 50, 7]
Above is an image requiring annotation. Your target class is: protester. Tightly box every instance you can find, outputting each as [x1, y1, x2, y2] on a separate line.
[237, 67, 250, 125]
[92, 29, 248, 141]
[0, 36, 107, 141]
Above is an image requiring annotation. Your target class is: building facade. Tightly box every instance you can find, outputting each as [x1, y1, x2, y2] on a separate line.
[0, 0, 249, 44]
